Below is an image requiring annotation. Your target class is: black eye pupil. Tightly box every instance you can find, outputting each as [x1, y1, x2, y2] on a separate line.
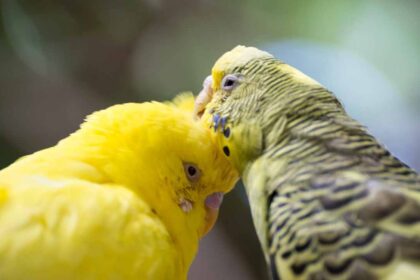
[224, 79, 235, 87]
[187, 166, 197, 176]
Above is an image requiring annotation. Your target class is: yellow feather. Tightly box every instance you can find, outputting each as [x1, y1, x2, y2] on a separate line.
[0, 94, 238, 279]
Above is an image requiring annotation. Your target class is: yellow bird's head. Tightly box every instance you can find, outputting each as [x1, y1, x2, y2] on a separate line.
[63, 93, 238, 266]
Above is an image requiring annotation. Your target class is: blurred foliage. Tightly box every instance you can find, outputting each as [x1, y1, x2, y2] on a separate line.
[0, 0, 419, 279]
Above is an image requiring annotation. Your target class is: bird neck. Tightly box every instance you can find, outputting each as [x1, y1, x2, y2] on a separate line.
[259, 108, 419, 188]
[227, 87, 345, 172]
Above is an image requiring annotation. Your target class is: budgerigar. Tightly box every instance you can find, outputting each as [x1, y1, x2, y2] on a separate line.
[0, 94, 238, 280]
[195, 46, 420, 280]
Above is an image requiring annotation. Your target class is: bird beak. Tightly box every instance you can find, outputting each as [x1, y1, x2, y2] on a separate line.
[201, 192, 224, 236]
[194, 75, 213, 119]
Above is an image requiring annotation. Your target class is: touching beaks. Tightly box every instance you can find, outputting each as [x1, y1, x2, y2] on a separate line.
[194, 75, 213, 119]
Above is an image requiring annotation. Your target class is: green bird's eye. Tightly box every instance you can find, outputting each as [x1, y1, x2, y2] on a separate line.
[221, 74, 239, 91]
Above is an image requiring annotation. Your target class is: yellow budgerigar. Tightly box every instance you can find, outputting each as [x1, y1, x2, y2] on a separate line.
[196, 46, 420, 280]
[0, 94, 238, 280]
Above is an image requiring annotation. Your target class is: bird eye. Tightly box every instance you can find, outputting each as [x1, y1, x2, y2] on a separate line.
[183, 163, 201, 182]
[221, 74, 239, 91]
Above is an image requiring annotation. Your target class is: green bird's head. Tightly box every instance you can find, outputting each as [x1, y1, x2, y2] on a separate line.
[195, 46, 348, 173]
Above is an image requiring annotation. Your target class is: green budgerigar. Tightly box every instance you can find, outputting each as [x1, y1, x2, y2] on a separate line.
[195, 46, 420, 280]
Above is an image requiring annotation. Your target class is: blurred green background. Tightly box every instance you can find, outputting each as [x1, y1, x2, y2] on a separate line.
[0, 1, 419, 279]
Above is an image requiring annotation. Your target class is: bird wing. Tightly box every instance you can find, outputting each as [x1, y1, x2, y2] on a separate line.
[262, 167, 420, 280]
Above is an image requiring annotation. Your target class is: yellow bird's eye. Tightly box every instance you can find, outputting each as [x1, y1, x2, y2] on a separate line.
[183, 163, 201, 182]
[221, 74, 239, 91]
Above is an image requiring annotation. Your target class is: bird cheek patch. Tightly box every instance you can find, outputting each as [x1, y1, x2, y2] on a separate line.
[213, 114, 221, 131]
[212, 114, 229, 133]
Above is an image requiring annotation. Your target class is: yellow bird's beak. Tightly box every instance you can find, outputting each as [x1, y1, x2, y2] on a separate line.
[201, 192, 224, 236]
